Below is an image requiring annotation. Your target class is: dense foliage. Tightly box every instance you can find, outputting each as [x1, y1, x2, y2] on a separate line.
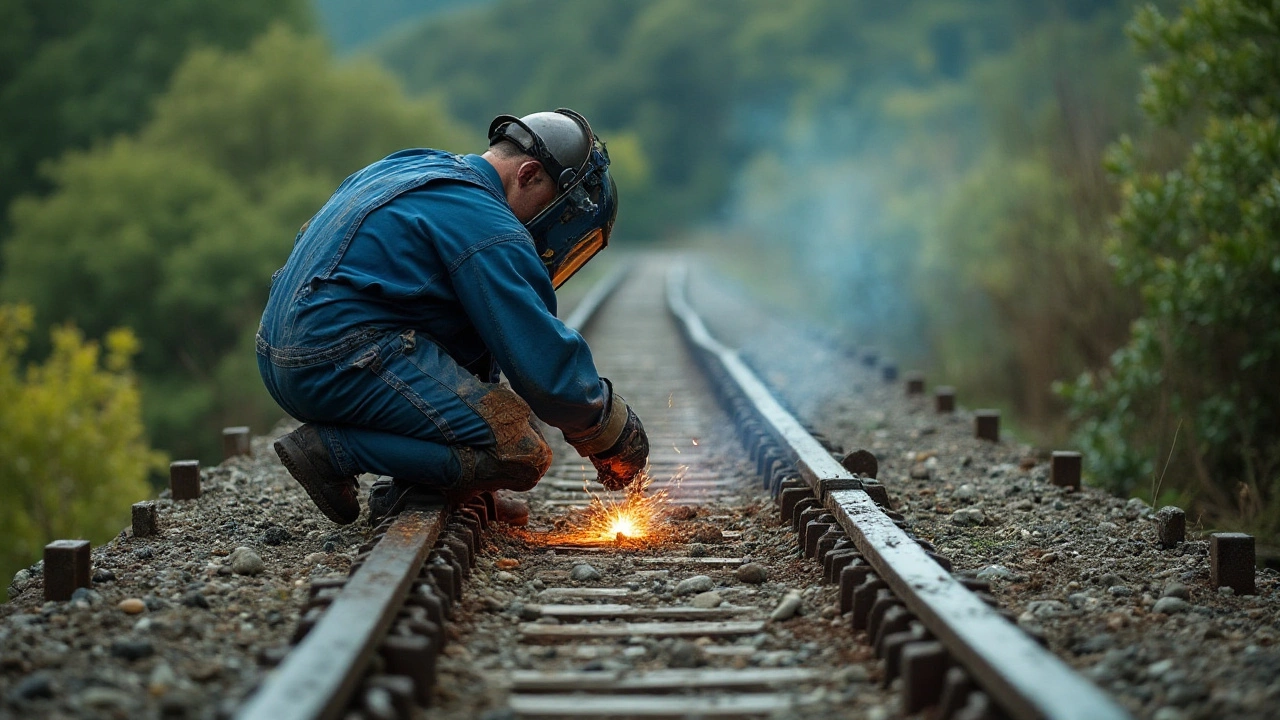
[0, 305, 161, 600]
[1061, 0, 1280, 529]
[914, 9, 1145, 429]
[1, 27, 469, 460]
[0, 0, 311, 221]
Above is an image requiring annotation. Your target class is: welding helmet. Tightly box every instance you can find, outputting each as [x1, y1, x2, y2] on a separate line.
[488, 109, 617, 288]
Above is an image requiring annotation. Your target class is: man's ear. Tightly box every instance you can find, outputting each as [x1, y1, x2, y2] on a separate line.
[516, 160, 546, 189]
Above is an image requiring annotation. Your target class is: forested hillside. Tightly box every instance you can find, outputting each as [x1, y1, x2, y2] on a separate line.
[0, 0, 312, 226]
[0, 2, 467, 595]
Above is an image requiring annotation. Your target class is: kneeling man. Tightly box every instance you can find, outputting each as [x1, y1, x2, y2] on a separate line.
[256, 109, 648, 525]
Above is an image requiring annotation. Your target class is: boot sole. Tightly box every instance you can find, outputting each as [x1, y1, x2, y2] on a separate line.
[274, 435, 359, 525]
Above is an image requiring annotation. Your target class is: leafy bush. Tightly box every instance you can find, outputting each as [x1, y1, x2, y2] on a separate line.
[1060, 0, 1280, 531]
[0, 305, 163, 599]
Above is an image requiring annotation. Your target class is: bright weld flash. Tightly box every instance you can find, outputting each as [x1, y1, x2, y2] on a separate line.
[523, 468, 683, 546]
[609, 514, 639, 540]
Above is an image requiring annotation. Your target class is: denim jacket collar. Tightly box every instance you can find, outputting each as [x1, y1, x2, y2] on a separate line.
[461, 154, 508, 205]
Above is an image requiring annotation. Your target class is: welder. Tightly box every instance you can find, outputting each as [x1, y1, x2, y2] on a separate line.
[256, 109, 649, 526]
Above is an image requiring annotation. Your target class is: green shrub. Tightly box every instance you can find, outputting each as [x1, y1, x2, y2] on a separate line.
[0, 305, 164, 599]
[1060, 0, 1280, 532]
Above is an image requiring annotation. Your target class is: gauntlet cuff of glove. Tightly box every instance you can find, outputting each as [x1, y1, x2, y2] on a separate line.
[566, 381, 629, 457]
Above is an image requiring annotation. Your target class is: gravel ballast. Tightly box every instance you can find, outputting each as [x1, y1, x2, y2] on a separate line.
[1, 426, 369, 719]
[3, 262, 1276, 720]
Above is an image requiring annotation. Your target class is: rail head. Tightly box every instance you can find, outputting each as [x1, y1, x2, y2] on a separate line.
[664, 265, 850, 487]
[664, 263, 1132, 720]
[235, 506, 445, 720]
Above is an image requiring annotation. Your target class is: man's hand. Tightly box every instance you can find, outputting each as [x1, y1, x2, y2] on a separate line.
[589, 406, 648, 490]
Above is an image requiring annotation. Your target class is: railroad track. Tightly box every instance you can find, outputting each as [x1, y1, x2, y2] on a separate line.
[231, 266, 629, 720]
[234, 256, 1132, 719]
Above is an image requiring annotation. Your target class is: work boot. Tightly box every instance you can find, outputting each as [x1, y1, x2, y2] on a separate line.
[367, 477, 446, 527]
[273, 424, 360, 525]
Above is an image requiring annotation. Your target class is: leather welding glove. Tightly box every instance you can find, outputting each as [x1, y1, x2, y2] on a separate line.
[589, 404, 649, 490]
[568, 381, 649, 491]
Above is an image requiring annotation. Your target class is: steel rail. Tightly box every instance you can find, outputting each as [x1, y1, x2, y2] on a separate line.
[236, 266, 634, 720]
[236, 507, 444, 720]
[665, 264, 1131, 720]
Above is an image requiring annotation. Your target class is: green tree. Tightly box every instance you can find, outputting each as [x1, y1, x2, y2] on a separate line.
[1061, 0, 1280, 531]
[0, 0, 311, 217]
[913, 8, 1143, 432]
[2, 26, 470, 460]
[0, 304, 163, 600]
[705, 2, 1144, 437]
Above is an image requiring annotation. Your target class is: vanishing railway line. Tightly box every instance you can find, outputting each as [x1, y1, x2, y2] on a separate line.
[233, 256, 1131, 719]
[6, 253, 1271, 720]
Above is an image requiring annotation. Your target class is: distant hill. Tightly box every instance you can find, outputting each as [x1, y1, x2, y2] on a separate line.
[314, 0, 493, 53]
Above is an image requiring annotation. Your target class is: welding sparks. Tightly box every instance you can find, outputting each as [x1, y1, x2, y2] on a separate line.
[574, 471, 669, 543]
[524, 467, 685, 547]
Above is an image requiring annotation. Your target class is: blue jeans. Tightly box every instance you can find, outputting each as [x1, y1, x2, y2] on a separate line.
[257, 327, 503, 487]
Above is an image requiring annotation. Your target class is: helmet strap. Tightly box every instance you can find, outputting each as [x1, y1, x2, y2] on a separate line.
[488, 110, 594, 192]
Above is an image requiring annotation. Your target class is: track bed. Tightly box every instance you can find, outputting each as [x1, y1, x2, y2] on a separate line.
[2, 253, 1277, 720]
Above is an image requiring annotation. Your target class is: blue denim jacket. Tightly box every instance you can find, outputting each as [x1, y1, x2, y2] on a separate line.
[258, 149, 609, 441]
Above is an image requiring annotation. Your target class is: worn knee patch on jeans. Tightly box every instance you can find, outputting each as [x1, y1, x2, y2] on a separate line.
[476, 387, 552, 488]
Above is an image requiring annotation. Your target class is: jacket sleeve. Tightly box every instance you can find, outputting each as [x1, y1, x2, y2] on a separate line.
[449, 235, 613, 444]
